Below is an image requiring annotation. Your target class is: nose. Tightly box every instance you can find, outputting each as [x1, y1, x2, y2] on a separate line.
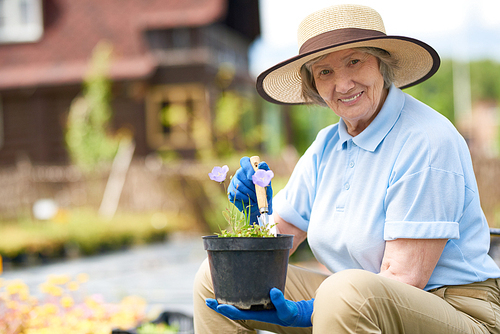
[334, 69, 355, 94]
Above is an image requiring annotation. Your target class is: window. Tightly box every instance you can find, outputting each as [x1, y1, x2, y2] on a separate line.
[0, 0, 43, 43]
[145, 28, 194, 50]
[171, 28, 191, 49]
[145, 84, 212, 154]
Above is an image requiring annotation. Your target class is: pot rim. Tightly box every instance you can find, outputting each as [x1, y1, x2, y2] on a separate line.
[202, 234, 294, 251]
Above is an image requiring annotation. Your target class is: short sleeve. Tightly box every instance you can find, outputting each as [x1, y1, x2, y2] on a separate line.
[273, 150, 318, 232]
[384, 167, 462, 240]
[272, 125, 338, 232]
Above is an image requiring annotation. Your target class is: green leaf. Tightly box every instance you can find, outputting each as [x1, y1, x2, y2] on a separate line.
[222, 210, 231, 224]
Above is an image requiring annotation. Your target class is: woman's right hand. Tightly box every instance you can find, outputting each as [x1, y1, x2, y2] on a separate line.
[228, 157, 273, 224]
[206, 288, 313, 327]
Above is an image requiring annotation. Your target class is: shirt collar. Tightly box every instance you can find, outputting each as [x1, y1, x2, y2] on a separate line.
[336, 84, 404, 152]
[336, 118, 351, 150]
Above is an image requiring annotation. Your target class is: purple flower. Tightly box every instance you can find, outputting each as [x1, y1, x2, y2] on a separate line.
[209, 165, 229, 182]
[252, 169, 274, 187]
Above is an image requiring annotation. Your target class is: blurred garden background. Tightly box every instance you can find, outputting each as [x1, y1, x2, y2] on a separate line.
[0, 0, 499, 332]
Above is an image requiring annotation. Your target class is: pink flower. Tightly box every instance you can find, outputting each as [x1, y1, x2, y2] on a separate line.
[252, 169, 274, 187]
[209, 165, 229, 182]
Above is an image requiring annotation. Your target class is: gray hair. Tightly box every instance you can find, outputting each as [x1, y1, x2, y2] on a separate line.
[300, 47, 399, 106]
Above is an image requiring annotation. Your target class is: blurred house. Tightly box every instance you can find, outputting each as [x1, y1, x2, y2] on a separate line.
[0, 0, 260, 165]
[458, 101, 500, 157]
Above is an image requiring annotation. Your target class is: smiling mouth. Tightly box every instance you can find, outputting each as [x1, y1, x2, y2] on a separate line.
[339, 92, 363, 103]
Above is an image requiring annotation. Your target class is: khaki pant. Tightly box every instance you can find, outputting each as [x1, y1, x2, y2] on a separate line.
[193, 258, 500, 333]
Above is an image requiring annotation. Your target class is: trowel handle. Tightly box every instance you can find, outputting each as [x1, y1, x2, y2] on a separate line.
[250, 156, 268, 213]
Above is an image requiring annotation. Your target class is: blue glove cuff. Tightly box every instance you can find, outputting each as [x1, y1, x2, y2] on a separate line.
[289, 299, 314, 327]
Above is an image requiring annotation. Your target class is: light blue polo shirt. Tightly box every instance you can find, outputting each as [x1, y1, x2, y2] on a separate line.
[274, 84, 500, 291]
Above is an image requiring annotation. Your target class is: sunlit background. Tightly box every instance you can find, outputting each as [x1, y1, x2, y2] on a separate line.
[251, 0, 500, 76]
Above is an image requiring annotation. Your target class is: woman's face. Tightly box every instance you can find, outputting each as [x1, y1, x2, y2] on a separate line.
[311, 49, 388, 136]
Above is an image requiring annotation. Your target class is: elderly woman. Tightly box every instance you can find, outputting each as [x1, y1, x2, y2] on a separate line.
[193, 4, 500, 334]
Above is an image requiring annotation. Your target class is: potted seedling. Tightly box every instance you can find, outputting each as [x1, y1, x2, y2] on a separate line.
[203, 156, 293, 310]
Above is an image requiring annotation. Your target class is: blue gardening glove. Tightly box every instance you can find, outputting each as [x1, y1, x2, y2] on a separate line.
[206, 288, 313, 327]
[228, 156, 273, 225]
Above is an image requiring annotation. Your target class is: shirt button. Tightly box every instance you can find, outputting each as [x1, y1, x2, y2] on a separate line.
[349, 161, 355, 168]
[344, 183, 350, 190]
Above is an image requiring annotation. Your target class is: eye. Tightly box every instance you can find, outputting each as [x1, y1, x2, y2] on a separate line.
[315, 69, 331, 77]
[350, 59, 360, 65]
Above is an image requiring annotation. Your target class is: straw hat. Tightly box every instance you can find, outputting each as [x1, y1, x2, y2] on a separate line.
[256, 4, 440, 105]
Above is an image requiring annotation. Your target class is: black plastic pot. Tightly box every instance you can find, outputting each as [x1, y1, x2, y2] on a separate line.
[203, 234, 294, 310]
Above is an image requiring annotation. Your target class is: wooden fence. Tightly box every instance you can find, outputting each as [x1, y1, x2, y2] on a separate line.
[0, 152, 498, 228]
[473, 155, 500, 226]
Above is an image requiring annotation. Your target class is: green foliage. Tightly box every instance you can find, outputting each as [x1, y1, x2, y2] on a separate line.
[65, 41, 120, 171]
[217, 222, 277, 238]
[137, 322, 179, 334]
[214, 91, 260, 157]
[470, 60, 500, 102]
[215, 91, 243, 134]
[289, 104, 339, 155]
[217, 201, 276, 238]
[208, 168, 276, 238]
[404, 59, 500, 125]
[404, 59, 455, 122]
[0, 209, 192, 260]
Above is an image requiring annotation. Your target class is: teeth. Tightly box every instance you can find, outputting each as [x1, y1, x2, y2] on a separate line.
[340, 92, 362, 102]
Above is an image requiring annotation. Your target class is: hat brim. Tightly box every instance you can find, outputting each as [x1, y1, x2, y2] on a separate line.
[256, 35, 440, 105]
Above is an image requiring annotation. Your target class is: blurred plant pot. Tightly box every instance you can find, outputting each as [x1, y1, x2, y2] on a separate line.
[203, 234, 294, 310]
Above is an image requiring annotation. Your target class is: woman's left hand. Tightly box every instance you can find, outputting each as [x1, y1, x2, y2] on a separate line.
[206, 288, 313, 327]
[227, 157, 273, 224]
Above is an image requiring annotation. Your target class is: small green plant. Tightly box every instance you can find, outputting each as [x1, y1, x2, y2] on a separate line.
[65, 41, 120, 172]
[218, 214, 276, 238]
[208, 165, 275, 238]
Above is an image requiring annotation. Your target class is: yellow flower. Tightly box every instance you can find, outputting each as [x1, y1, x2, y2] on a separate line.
[75, 319, 93, 332]
[95, 325, 114, 334]
[63, 313, 80, 329]
[66, 281, 80, 291]
[92, 306, 106, 320]
[6, 280, 29, 296]
[121, 295, 146, 306]
[19, 303, 32, 315]
[110, 311, 137, 329]
[18, 288, 30, 301]
[48, 274, 71, 285]
[76, 273, 89, 283]
[48, 315, 63, 327]
[68, 306, 84, 318]
[39, 282, 52, 293]
[27, 310, 46, 328]
[42, 303, 58, 315]
[31, 305, 47, 317]
[41, 284, 63, 297]
[28, 296, 38, 306]
[0, 274, 151, 334]
[6, 299, 18, 309]
[85, 296, 99, 309]
[60, 295, 74, 308]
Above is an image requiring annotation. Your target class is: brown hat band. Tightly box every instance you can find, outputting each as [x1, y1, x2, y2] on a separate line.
[299, 28, 387, 55]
